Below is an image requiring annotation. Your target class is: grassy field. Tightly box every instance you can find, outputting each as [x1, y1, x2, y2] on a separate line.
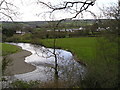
[1, 43, 22, 75]
[1, 36, 118, 87]
[41, 37, 97, 65]
[0, 43, 22, 56]
[40, 37, 118, 88]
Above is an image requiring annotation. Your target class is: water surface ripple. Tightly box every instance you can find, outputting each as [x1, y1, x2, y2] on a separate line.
[9, 43, 86, 83]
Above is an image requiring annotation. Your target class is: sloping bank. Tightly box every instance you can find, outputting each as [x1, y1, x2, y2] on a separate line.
[2, 43, 36, 75]
[39, 37, 97, 66]
[39, 37, 118, 88]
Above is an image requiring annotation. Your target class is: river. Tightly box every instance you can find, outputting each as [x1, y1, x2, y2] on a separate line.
[5, 43, 86, 86]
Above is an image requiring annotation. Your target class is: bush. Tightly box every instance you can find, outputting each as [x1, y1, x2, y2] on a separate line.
[2, 57, 12, 75]
[11, 80, 40, 88]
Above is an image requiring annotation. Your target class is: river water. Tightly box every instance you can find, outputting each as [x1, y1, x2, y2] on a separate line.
[6, 43, 86, 85]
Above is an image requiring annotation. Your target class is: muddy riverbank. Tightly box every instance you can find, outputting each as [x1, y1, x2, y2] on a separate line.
[5, 50, 36, 76]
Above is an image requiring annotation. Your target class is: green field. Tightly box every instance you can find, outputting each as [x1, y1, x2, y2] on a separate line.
[41, 37, 96, 65]
[0, 43, 22, 56]
[1, 37, 118, 87]
[40, 37, 118, 88]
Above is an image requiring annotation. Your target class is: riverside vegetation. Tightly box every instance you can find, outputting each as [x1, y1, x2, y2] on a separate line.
[41, 37, 119, 88]
[2, 36, 119, 88]
[1, 43, 22, 56]
[2, 19, 119, 88]
[1, 43, 41, 88]
[1, 43, 22, 73]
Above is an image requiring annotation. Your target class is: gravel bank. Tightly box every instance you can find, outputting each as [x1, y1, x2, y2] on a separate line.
[5, 50, 36, 75]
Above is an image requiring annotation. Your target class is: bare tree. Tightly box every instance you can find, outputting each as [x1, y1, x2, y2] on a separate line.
[37, 0, 96, 20]
[0, 0, 19, 21]
[99, 2, 120, 35]
[36, 0, 96, 83]
[100, 3, 120, 20]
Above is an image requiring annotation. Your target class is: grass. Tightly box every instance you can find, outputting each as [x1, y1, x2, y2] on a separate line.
[2, 36, 118, 87]
[41, 37, 97, 65]
[40, 37, 118, 88]
[0, 43, 22, 56]
[1, 43, 22, 76]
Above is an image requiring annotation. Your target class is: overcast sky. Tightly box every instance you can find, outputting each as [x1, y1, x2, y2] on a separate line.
[3, 0, 119, 21]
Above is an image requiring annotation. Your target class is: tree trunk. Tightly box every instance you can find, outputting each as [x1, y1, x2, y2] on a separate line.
[53, 38, 58, 78]
[54, 53, 58, 80]
[53, 27, 59, 87]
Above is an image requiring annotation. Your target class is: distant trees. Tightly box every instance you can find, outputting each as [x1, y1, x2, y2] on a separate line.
[82, 2, 120, 88]
[98, 2, 120, 40]
[1, 0, 20, 42]
[2, 27, 15, 37]
[2, 23, 22, 37]
[36, 0, 96, 86]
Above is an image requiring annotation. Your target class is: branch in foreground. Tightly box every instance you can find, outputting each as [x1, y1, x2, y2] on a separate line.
[37, 0, 96, 26]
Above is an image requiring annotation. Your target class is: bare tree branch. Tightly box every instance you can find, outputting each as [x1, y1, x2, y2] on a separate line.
[0, 0, 5, 6]
[99, 3, 119, 20]
[37, 0, 96, 20]
[0, 12, 13, 21]
[36, 0, 96, 81]
[0, 0, 19, 21]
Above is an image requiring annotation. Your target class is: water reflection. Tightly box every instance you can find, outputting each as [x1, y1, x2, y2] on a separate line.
[9, 43, 86, 83]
